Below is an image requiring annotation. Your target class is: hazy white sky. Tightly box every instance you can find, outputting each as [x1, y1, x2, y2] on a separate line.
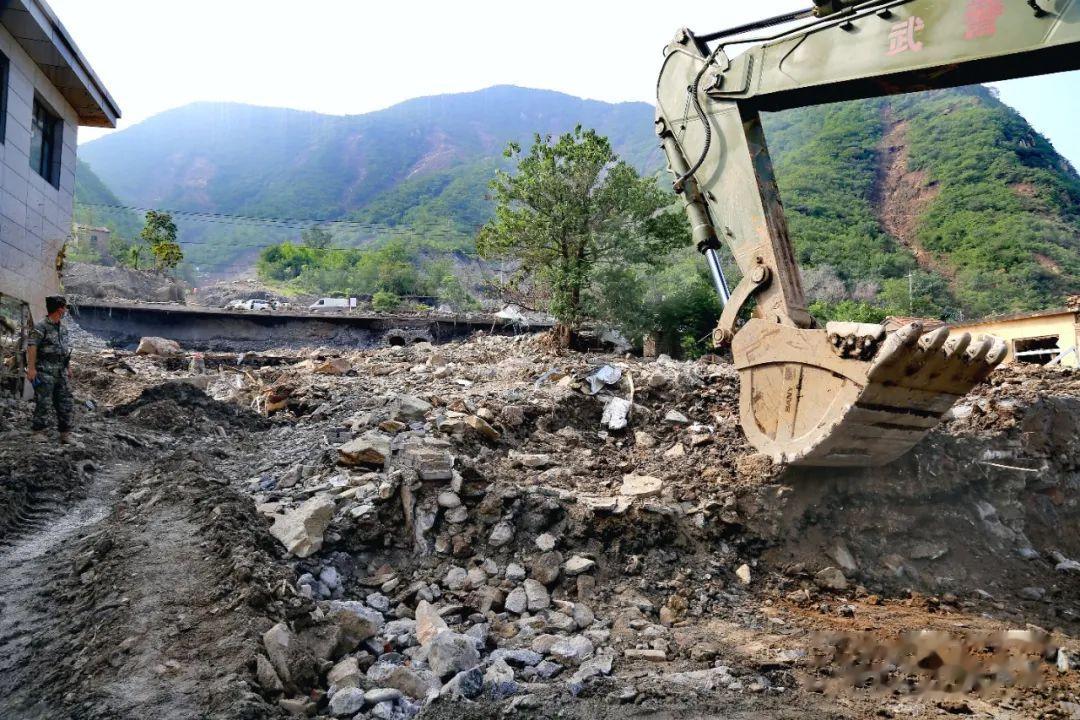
[49, 0, 1080, 166]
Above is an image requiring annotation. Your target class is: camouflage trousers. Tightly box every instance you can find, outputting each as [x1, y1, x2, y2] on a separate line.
[32, 370, 74, 432]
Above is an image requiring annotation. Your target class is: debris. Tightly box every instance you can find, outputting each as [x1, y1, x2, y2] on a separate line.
[269, 496, 336, 558]
[338, 432, 392, 467]
[620, 474, 663, 497]
[563, 555, 596, 577]
[602, 397, 633, 431]
[428, 632, 481, 679]
[736, 564, 752, 585]
[586, 365, 623, 395]
[135, 336, 182, 357]
[814, 567, 849, 592]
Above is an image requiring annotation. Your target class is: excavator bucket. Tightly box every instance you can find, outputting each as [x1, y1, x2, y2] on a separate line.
[732, 319, 1007, 467]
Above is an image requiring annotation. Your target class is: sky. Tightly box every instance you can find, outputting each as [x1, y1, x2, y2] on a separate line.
[48, 0, 1080, 168]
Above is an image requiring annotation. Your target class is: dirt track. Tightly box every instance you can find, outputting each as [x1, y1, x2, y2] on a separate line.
[0, 336, 1077, 719]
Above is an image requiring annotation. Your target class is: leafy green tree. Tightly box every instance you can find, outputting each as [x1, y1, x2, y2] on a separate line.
[477, 126, 686, 345]
[140, 211, 183, 272]
[372, 291, 400, 312]
[301, 225, 333, 249]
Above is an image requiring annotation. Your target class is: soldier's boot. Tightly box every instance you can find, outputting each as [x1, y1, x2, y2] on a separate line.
[32, 431, 48, 443]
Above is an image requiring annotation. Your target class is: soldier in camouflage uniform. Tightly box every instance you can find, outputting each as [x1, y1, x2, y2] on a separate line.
[27, 295, 75, 443]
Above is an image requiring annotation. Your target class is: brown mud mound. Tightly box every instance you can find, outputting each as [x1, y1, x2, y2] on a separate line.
[64, 262, 187, 304]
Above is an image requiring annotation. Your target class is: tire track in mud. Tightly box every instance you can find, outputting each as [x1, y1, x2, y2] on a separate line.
[0, 461, 131, 717]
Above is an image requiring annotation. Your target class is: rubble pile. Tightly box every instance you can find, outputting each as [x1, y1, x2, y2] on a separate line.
[3, 332, 1079, 719]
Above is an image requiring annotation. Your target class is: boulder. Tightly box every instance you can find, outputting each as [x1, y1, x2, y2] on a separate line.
[391, 394, 432, 421]
[255, 654, 284, 693]
[339, 432, 392, 467]
[328, 686, 366, 717]
[262, 622, 318, 691]
[428, 631, 481, 679]
[442, 667, 484, 700]
[488, 522, 515, 548]
[382, 665, 438, 699]
[327, 656, 361, 688]
[531, 551, 563, 586]
[269, 496, 336, 558]
[549, 635, 595, 665]
[563, 556, 595, 577]
[505, 586, 528, 615]
[815, 566, 849, 591]
[415, 600, 450, 646]
[135, 336, 181, 356]
[523, 579, 550, 611]
[465, 414, 501, 441]
[620, 474, 663, 498]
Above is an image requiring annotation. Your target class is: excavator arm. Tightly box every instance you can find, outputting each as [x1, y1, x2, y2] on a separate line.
[657, 0, 1080, 466]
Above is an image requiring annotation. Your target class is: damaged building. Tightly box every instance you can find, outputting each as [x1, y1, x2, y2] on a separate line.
[0, 0, 119, 320]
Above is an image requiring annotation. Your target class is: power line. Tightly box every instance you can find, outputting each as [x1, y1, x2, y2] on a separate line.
[75, 201, 483, 235]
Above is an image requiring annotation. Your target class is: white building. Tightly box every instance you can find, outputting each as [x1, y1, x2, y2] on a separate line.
[0, 0, 119, 320]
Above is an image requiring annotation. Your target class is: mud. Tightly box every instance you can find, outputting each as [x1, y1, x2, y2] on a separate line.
[0, 338, 1077, 719]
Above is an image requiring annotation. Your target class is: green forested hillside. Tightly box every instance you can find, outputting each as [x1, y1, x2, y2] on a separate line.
[76, 84, 1080, 320]
[764, 85, 1080, 320]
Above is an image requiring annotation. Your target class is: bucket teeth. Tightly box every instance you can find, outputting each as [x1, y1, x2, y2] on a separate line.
[734, 319, 1008, 468]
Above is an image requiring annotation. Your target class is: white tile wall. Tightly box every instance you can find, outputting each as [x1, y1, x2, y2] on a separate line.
[0, 22, 80, 320]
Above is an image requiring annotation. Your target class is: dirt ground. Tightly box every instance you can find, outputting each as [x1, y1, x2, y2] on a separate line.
[0, 333, 1077, 719]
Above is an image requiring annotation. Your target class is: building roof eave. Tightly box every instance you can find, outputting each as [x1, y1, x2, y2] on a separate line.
[0, 0, 120, 128]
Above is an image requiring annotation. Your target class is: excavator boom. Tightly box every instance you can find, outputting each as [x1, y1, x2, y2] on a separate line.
[657, 0, 1080, 466]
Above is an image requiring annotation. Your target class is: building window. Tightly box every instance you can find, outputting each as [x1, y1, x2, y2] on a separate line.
[0, 51, 8, 144]
[1013, 335, 1060, 365]
[30, 98, 62, 188]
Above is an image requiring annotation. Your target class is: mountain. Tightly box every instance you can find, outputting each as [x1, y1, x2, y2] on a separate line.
[75, 84, 1080, 318]
[763, 85, 1080, 319]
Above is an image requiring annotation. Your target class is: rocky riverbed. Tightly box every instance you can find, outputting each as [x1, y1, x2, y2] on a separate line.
[1, 332, 1078, 719]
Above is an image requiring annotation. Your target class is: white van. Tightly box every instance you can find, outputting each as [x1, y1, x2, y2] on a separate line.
[308, 297, 355, 311]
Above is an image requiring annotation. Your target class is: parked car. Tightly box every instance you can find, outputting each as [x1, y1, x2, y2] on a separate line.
[227, 299, 273, 311]
[308, 297, 355, 311]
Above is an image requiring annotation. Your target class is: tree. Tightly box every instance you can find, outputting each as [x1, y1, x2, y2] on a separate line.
[477, 126, 686, 345]
[140, 211, 183, 272]
[301, 225, 333, 249]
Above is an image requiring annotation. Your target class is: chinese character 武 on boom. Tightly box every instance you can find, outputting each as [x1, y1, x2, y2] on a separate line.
[887, 16, 926, 56]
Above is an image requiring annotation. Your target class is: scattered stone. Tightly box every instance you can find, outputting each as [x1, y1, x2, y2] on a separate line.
[328, 686, 366, 717]
[442, 667, 484, 700]
[255, 654, 284, 693]
[327, 656, 361, 688]
[620, 474, 663, 498]
[489, 522, 515, 548]
[391, 394, 432, 421]
[269, 495, 336, 558]
[505, 587, 528, 615]
[624, 648, 667, 662]
[415, 600, 449, 646]
[535, 533, 557, 552]
[531, 551, 563, 585]
[563, 555, 596, 577]
[829, 541, 858, 573]
[602, 397, 632, 431]
[735, 564, 752, 585]
[437, 491, 461, 509]
[664, 410, 690, 424]
[549, 635, 595, 665]
[339, 431, 392, 467]
[1019, 586, 1046, 601]
[365, 688, 403, 705]
[465, 414, 501, 441]
[524, 579, 551, 610]
[506, 563, 527, 582]
[572, 603, 595, 629]
[664, 443, 686, 459]
[815, 567, 849, 591]
[634, 431, 657, 448]
[135, 336, 182, 356]
[428, 631, 481, 679]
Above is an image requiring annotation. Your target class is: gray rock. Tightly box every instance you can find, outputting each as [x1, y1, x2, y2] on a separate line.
[534, 660, 563, 679]
[428, 631, 481, 679]
[506, 563, 527, 581]
[365, 688, 403, 704]
[382, 665, 438, 699]
[531, 551, 562, 586]
[535, 533, 557, 552]
[549, 635, 595, 665]
[444, 506, 469, 523]
[563, 555, 596, 577]
[327, 656, 361, 688]
[320, 566, 341, 590]
[255, 654, 283, 693]
[572, 604, 595, 629]
[328, 686, 366, 717]
[664, 410, 690, 424]
[489, 522, 515, 548]
[544, 611, 577, 633]
[484, 658, 519, 698]
[523, 579, 550, 611]
[1019, 586, 1046, 601]
[814, 566, 849, 591]
[437, 491, 461, 509]
[269, 496, 336, 558]
[391, 394, 432, 421]
[366, 593, 391, 613]
[327, 601, 386, 647]
[442, 667, 484, 700]
[444, 566, 469, 591]
[505, 586, 528, 615]
[339, 432, 392, 467]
